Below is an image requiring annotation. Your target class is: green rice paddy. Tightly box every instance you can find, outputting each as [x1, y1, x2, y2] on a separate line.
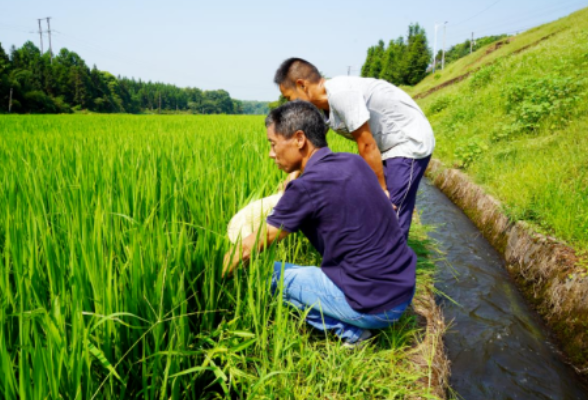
[0, 115, 440, 399]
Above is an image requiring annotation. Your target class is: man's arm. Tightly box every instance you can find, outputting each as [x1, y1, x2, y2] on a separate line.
[351, 121, 389, 198]
[277, 170, 300, 193]
[223, 223, 289, 277]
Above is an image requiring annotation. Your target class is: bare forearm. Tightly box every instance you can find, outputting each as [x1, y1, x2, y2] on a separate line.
[359, 143, 387, 191]
[223, 224, 288, 277]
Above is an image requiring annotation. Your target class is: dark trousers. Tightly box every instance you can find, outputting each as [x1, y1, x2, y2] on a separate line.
[383, 155, 431, 240]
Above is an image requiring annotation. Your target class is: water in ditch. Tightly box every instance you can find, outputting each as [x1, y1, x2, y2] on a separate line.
[416, 178, 588, 400]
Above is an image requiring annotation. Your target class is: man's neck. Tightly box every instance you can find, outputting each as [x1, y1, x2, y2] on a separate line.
[311, 79, 330, 112]
[299, 146, 321, 174]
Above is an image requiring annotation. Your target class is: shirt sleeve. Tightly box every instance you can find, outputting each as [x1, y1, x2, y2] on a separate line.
[266, 180, 314, 233]
[330, 90, 371, 133]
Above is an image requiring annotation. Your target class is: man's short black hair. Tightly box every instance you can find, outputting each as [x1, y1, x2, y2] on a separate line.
[265, 100, 328, 148]
[274, 58, 321, 89]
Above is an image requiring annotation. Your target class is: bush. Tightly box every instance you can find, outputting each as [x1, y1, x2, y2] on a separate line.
[502, 76, 584, 130]
[454, 138, 488, 168]
[426, 95, 454, 115]
[469, 64, 497, 91]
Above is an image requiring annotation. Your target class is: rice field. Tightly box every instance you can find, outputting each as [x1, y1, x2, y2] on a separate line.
[0, 115, 440, 399]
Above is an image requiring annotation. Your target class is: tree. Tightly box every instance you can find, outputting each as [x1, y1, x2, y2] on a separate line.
[0, 40, 246, 114]
[379, 37, 405, 85]
[361, 47, 376, 77]
[0, 43, 11, 112]
[403, 24, 431, 85]
[360, 23, 431, 86]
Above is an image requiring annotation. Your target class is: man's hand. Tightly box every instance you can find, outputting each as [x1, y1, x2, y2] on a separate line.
[222, 247, 242, 278]
[221, 223, 290, 278]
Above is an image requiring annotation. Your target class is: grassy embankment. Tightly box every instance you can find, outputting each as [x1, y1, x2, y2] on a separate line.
[407, 7, 588, 255]
[0, 115, 444, 399]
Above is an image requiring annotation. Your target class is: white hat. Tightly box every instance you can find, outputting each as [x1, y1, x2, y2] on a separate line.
[227, 193, 283, 244]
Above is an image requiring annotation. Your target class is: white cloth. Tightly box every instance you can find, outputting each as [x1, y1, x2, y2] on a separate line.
[324, 76, 435, 160]
[227, 194, 283, 244]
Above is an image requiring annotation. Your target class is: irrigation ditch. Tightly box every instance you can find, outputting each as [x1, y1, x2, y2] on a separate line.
[420, 159, 588, 398]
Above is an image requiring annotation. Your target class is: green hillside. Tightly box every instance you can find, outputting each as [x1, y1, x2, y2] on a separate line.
[411, 7, 588, 253]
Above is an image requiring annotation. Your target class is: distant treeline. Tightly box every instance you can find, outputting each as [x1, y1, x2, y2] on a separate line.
[433, 34, 507, 67]
[240, 100, 269, 115]
[361, 24, 431, 86]
[0, 41, 267, 115]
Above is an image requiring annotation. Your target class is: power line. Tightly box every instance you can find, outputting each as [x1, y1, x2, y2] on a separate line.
[451, 0, 503, 27]
[447, 0, 587, 39]
[0, 20, 34, 33]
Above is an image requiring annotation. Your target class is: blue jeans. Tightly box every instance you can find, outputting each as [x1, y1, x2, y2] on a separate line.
[271, 262, 414, 343]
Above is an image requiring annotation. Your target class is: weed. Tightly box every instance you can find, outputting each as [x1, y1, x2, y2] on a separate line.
[453, 138, 489, 169]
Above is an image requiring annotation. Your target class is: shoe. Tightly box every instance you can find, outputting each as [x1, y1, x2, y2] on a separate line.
[342, 329, 374, 349]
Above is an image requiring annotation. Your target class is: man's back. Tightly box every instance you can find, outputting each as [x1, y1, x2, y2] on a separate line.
[324, 76, 435, 160]
[267, 147, 416, 314]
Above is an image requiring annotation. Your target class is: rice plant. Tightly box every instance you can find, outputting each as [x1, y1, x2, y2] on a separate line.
[0, 114, 441, 399]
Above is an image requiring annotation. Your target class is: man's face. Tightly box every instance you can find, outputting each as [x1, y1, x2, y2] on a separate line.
[266, 124, 303, 173]
[279, 83, 311, 103]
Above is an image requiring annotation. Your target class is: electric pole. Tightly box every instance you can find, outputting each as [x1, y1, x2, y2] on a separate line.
[442, 21, 448, 71]
[46, 17, 53, 63]
[433, 23, 440, 73]
[471, 32, 474, 54]
[8, 88, 13, 113]
[37, 19, 44, 54]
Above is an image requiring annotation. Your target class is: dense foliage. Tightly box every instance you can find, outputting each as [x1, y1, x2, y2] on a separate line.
[239, 100, 269, 115]
[0, 41, 245, 114]
[361, 24, 431, 86]
[433, 34, 507, 68]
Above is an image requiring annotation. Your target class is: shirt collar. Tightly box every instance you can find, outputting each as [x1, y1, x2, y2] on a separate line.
[304, 147, 332, 173]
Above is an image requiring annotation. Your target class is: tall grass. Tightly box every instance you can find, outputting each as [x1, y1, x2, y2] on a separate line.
[415, 7, 588, 252]
[0, 115, 440, 399]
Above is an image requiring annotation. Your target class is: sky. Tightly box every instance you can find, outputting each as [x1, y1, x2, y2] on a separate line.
[1, 0, 587, 101]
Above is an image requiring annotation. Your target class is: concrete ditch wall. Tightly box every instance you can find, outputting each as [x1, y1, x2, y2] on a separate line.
[426, 158, 588, 376]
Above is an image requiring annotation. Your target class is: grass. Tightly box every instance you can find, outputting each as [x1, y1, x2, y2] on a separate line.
[413, 6, 588, 253]
[0, 114, 443, 399]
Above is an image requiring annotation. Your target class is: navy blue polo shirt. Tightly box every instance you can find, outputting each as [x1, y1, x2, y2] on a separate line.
[266, 147, 416, 314]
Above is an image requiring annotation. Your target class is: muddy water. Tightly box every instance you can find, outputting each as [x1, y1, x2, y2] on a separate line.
[417, 179, 588, 400]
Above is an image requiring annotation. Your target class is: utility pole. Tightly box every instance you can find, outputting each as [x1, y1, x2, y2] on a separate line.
[8, 88, 13, 113]
[37, 19, 44, 54]
[470, 32, 474, 54]
[442, 21, 448, 71]
[46, 17, 53, 63]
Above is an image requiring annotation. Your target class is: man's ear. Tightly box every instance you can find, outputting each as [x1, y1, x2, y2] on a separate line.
[295, 79, 307, 92]
[293, 130, 307, 149]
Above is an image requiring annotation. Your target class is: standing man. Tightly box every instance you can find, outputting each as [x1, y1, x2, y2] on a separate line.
[274, 58, 435, 238]
[224, 101, 416, 345]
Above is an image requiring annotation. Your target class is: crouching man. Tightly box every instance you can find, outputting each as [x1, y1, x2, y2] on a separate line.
[223, 100, 416, 345]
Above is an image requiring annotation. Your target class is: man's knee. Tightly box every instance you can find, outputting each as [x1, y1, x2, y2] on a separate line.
[271, 261, 299, 294]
